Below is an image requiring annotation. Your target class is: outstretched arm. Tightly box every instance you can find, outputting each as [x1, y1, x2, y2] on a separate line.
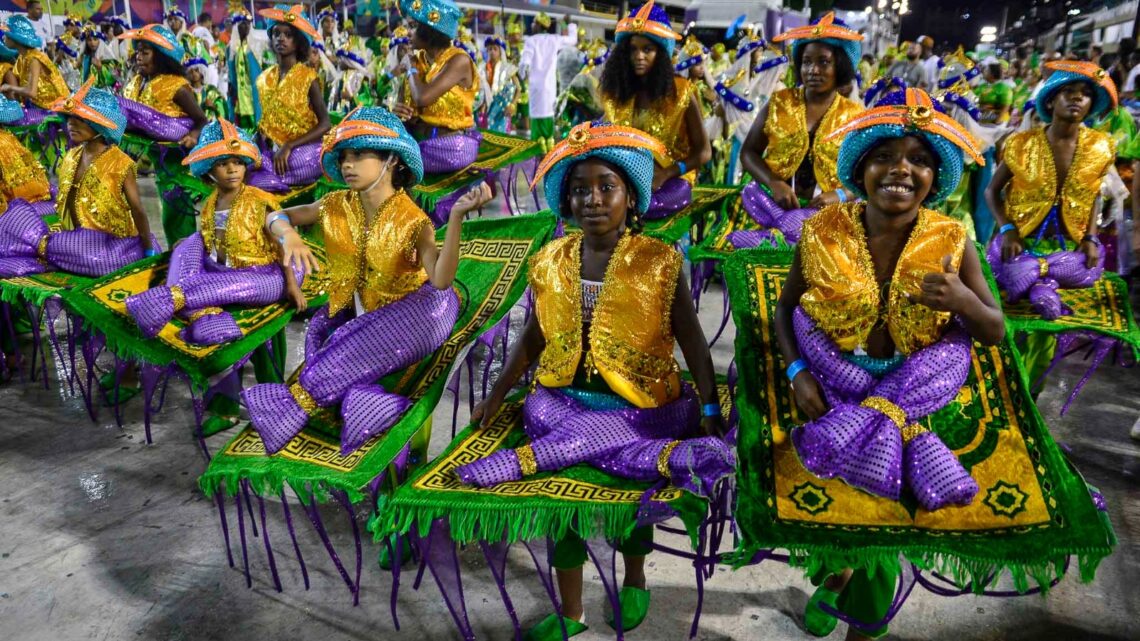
[266, 202, 322, 275]
[418, 183, 493, 289]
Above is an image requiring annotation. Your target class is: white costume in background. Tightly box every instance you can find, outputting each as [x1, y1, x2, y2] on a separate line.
[519, 23, 578, 120]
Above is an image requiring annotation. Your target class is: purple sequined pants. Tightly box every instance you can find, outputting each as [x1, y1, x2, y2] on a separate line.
[0, 199, 147, 278]
[729, 181, 817, 247]
[123, 233, 302, 345]
[454, 385, 735, 500]
[118, 97, 194, 142]
[242, 283, 459, 455]
[420, 129, 482, 174]
[985, 235, 1104, 320]
[246, 140, 324, 192]
[790, 307, 979, 511]
[643, 177, 693, 221]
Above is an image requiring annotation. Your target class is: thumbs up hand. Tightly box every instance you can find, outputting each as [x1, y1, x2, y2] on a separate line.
[908, 254, 971, 313]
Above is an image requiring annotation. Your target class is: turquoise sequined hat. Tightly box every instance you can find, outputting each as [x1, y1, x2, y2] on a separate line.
[772, 12, 862, 78]
[117, 23, 186, 63]
[0, 94, 25, 124]
[531, 121, 669, 217]
[2, 15, 45, 49]
[829, 88, 985, 206]
[400, 0, 463, 40]
[1035, 60, 1118, 123]
[614, 1, 681, 59]
[321, 107, 424, 184]
[0, 38, 18, 61]
[49, 77, 127, 144]
[183, 119, 262, 178]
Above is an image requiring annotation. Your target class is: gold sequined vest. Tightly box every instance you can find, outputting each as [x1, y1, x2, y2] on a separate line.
[319, 189, 431, 315]
[1001, 126, 1115, 243]
[122, 74, 191, 117]
[799, 203, 966, 355]
[200, 186, 281, 269]
[603, 76, 696, 167]
[0, 129, 51, 211]
[530, 233, 682, 408]
[762, 87, 862, 192]
[256, 64, 320, 146]
[417, 47, 478, 131]
[56, 145, 138, 238]
[14, 49, 68, 109]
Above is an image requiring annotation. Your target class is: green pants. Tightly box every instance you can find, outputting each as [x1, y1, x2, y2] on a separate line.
[530, 117, 555, 153]
[811, 567, 896, 639]
[551, 525, 654, 570]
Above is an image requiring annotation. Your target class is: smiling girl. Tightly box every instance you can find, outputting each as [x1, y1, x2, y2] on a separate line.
[598, 0, 710, 220]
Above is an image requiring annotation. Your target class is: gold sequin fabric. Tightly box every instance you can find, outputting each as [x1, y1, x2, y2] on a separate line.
[200, 186, 281, 269]
[603, 76, 696, 166]
[170, 285, 187, 313]
[14, 50, 68, 109]
[0, 130, 51, 210]
[416, 47, 478, 131]
[799, 203, 966, 355]
[187, 307, 224, 322]
[122, 74, 191, 117]
[762, 87, 862, 191]
[256, 64, 320, 147]
[530, 234, 682, 408]
[319, 189, 431, 316]
[657, 440, 681, 478]
[0, 62, 13, 86]
[290, 382, 317, 413]
[860, 396, 907, 428]
[515, 444, 538, 476]
[55, 146, 139, 238]
[1001, 125, 1115, 243]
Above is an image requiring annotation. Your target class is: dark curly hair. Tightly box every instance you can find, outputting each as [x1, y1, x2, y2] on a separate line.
[791, 41, 856, 89]
[271, 23, 311, 63]
[139, 41, 186, 77]
[558, 158, 643, 233]
[600, 37, 676, 105]
[415, 22, 452, 51]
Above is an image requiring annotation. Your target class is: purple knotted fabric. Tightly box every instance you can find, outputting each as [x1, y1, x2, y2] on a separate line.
[0, 200, 147, 278]
[790, 306, 979, 511]
[420, 130, 482, 174]
[10, 105, 50, 127]
[124, 233, 302, 345]
[727, 229, 781, 250]
[740, 181, 817, 243]
[117, 97, 193, 142]
[242, 283, 459, 455]
[643, 177, 693, 221]
[454, 385, 735, 500]
[986, 235, 1104, 320]
[246, 140, 323, 192]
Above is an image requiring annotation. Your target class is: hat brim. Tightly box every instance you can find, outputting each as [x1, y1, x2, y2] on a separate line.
[837, 126, 964, 206]
[322, 135, 425, 185]
[1034, 72, 1112, 123]
[541, 147, 654, 218]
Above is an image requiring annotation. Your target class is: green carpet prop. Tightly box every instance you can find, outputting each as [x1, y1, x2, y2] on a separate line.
[725, 248, 1114, 598]
[195, 212, 555, 602]
[410, 130, 543, 214]
[1003, 273, 1140, 356]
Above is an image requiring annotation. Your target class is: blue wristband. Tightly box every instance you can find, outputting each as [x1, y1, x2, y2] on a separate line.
[786, 358, 809, 382]
[835, 189, 847, 203]
[677, 161, 687, 176]
[999, 223, 1017, 236]
[701, 403, 721, 418]
[144, 248, 158, 257]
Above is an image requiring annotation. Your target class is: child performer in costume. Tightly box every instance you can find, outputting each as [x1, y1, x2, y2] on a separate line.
[984, 61, 1117, 387]
[454, 122, 735, 639]
[124, 119, 302, 346]
[117, 24, 208, 146]
[737, 12, 863, 240]
[0, 94, 51, 216]
[777, 88, 1001, 640]
[79, 25, 119, 89]
[0, 79, 156, 278]
[243, 107, 491, 455]
[186, 51, 225, 121]
[0, 15, 68, 125]
[392, 0, 480, 174]
[480, 35, 520, 134]
[248, 5, 331, 192]
[227, 10, 266, 130]
[599, 1, 710, 220]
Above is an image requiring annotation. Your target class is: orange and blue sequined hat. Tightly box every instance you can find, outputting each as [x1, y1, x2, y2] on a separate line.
[49, 77, 127, 144]
[615, 1, 681, 59]
[531, 121, 669, 217]
[772, 12, 862, 76]
[829, 88, 985, 205]
[118, 23, 186, 63]
[2, 15, 45, 49]
[320, 107, 424, 184]
[259, 5, 321, 43]
[182, 119, 262, 178]
[399, 0, 463, 40]
[1035, 60, 1118, 123]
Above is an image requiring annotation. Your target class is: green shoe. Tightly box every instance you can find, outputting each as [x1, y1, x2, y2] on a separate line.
[200, 414, 240, 437]
[523, 613, 588, 641]
[377, 535, 412, 571]
[605, 586, 650, 632]
[99, 372, 140, 407]
[804, 585, 839, 637]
